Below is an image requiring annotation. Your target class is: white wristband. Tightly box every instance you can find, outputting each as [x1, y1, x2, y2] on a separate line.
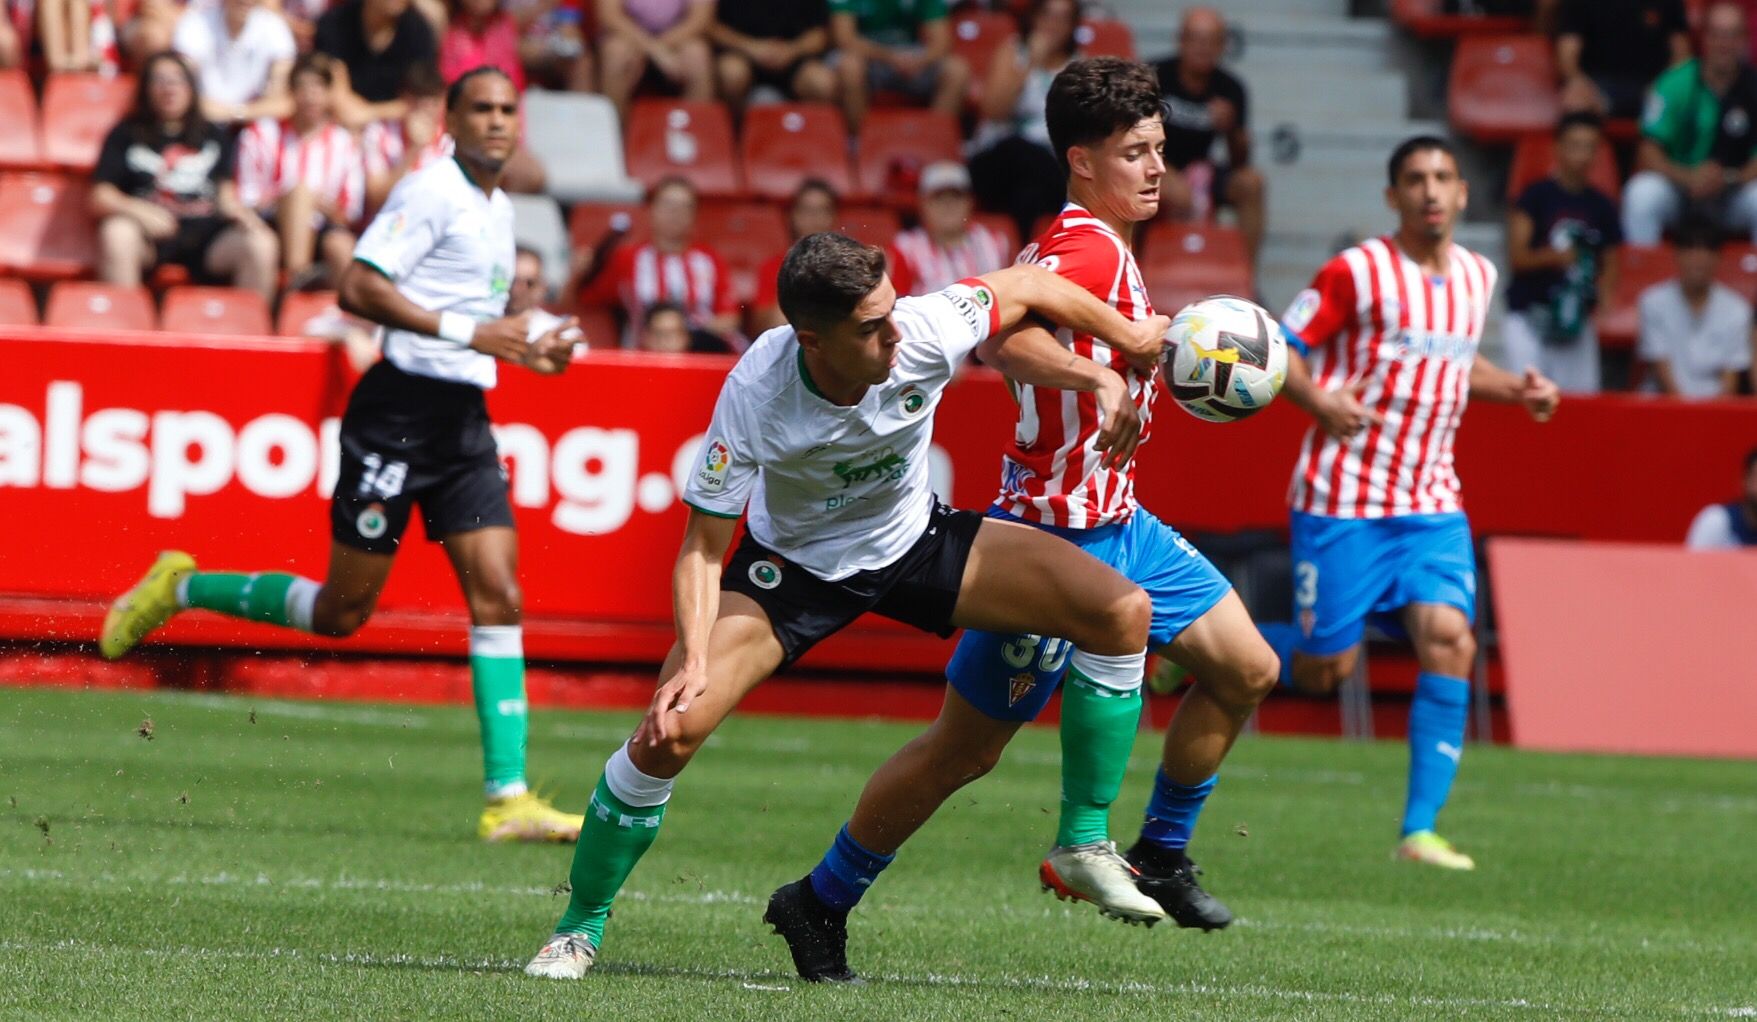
[436, 311, 477, 346]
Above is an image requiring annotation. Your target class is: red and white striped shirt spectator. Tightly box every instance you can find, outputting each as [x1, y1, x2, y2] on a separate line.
[889, 222, 1012, 298]
[361, 120, 454, 184]
[584, 242, 738, 348]
[237, 117, 367, 224]
[1280, 236, 1497, 519]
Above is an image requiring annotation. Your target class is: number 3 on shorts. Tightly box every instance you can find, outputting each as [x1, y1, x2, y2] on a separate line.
[1294, 560, 1319, 611]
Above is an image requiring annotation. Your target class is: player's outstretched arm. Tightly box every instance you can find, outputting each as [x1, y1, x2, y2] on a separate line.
[338, 261, 533, 363]
[977, 321, 1141, 469]
[637, 510, 740, 747]
[1282, 347, 1380, 439]
[1468, 358, 1560, 421]
[975, 264, 1170, 373]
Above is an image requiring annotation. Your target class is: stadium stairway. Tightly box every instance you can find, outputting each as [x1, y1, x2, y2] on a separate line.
[1109, 0, 1507, 345]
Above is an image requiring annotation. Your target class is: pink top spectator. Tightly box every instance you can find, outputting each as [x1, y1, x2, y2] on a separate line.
[621, 0, 708, 35]
[440, 12, 527, 91]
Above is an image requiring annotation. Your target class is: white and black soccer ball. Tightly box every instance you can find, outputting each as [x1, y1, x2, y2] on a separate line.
[1162, 295, 1288, 423]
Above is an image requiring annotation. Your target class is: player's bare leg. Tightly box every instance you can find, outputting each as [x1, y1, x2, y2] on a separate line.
[1397, 602, 1478, 870]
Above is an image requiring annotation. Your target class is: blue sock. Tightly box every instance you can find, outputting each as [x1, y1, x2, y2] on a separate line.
[1139, 769, 1217, 851]
[1402, 672, 1470, 837]
[1257, 622, 1300, 687]
[807, 824, 895, 913]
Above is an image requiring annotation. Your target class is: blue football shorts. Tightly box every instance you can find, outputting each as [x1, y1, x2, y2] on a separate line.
[1288, 509, 1477, 656]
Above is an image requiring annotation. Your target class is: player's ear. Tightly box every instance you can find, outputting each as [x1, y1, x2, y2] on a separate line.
[794, 326, 821, 353]
[1067, 144, 1094, 183]
[1456, 177, 1469, 213]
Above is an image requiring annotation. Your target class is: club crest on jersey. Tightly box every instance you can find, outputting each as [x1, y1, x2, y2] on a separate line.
[356, 503, 388, 540]
[896, 385, 927, 416]
[970, 285, 995, 310]
[697, 437, 731, 491]
[749, 560, 782, 590]
[1007, 671, 1037, 706]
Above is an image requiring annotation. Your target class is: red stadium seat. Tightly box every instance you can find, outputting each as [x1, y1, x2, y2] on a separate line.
[971, 211, 1021, 262]
[568, 201, 650, 252]
[1075, 18, 1136, 60]
[838, 204, 902, 248]
[1391, 0, 1528, 37]
[741, 104, 855, 201]
[1595, 244, 1674, 349]
[695, 200, 788, 306]
[45, 281, 156, 331]
[0, 172, 97, 280]
[953, 12, 1020, 107]
[1449, 36, 1561, 143]
[41, 73, 134, 171]
[624, 99, 741, 198]
[575, 305, 619, 351]
[277, 290, 341, 336]
[0, 277, 37, 325]
[1505, 132, 1623, 201]
[1714, 243, 1757, 302]
[161, 285, 272, 336]
[1140, 222, 1253, 313]
[855, 109, 962, 203]
[0, 69, 43, 171]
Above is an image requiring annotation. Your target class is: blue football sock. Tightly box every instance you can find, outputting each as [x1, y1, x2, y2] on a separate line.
[1257, 622, 1300, 688]
[1139, 769, 1217, 851]
[807, 824, 894, 913]
[1402, 672, 1470, 837]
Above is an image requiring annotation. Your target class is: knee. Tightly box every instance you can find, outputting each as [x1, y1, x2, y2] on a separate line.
[1082, 587, 1151, 657]
[313, 597, 373, 638]
[795, 61, 836, 102]
[678, 38, 710, 69]
[838, 51, 866, 85]
[1417, 619, 1476, 672]
[939, 55, 970, 90]
[468, 577, 523, 625]
[98, 215, 140, 256]
[1290, 652, 1352, 696]
[716, 52, 751, 93]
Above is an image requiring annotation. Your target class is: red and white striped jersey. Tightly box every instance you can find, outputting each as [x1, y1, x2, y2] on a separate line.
[583, 241, 738, 347]
[889, 223, 1013, 297]
[1280, 236, 1497, 520]
[236, 118, 366, 226]
[361, 120, 454, 184]
[996, 203, 1159, 529]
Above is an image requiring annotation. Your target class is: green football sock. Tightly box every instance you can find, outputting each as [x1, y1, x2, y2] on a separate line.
[556, 774, 667, 945]
[179, 571, 318, 631]
[470, 626, 528, 793]
[1056, 668, 1143, 848]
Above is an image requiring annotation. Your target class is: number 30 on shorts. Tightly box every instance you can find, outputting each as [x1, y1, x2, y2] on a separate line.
[1001, 634, 1073, 673]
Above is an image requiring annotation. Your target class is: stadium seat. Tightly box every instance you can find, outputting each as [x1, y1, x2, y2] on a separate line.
[521, 89, 643, 204]
[1505, 132, 1623, 201]
[1714, 243, 1757, 302]
[0, 69, 43, 171]
[568, 201, 649, 253]
[838, 204, 902, 248]
[1449, 36, 1561, 143]
[0, 172, 97, 280]
[161, 286, 272, 336]
[971, 212, 1021, 261]
[741, 104, 856, 201]
[276, 290, 340, 336]
[1595, 244, 1674, 348]
[45, 281, 156, 331]
[510, 193, 571, 296]
[1075, 18, 1137, 60]
[695, 200, 787, 306]
[624, 99, 741, 198]
[953, 11, 1019, 107]
[575, 305, 619, 351]
[0, 277, 37, 325]
[1140, 222, 1253, 313]
[1391, 0, 1528, 37]
[41, 73, 133, 171]
[854, 109, 962, 203]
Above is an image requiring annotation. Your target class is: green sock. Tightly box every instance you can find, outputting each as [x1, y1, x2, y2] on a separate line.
[1056, 668, 1143, 847]
[469, 626, 528, 794]
[180, 571, 318, 631]
[557, 774, 667, 945]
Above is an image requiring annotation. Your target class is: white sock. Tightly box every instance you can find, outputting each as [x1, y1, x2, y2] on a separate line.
[603, 743, 674, 808]
[1069, 649, 1148, 694]
[485, 779, 528, 800]
[285, 578, 321, 633]
[175, 576, 192, 609]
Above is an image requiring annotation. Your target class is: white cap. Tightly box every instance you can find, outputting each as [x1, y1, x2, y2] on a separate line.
[919, 160, 972, 196]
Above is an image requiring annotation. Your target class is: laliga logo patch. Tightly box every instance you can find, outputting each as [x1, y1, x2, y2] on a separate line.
[697, 437, 731, 491]
[1008, 671, 1036, 706]
[749, 560, 782, 590]
[356, 503, 389, 540]
[1283, 289, 1321, 333]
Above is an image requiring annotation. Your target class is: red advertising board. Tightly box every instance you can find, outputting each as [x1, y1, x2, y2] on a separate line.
[1, 327, 1754, 672]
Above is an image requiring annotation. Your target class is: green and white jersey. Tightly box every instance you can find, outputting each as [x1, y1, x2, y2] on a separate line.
[352, 157, 516, 390]
[683, 280, 1000, 581]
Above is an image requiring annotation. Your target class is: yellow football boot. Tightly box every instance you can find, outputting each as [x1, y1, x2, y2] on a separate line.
[478, 791, 584, 843]
[99, 551, 196, 659]
[1396, 830, 1476, 871]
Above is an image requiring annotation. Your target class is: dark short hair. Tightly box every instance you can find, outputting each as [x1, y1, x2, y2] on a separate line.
[401, 61, 447, 99]
[446, 65, 514, 111]
[290, 52, 335, 87]
[643, 300, 687, 327]
[1046, 57, 1165, 176]
[514, 244, 542, 265]
[1555, 111, 1604, 138]
[1386, 135, 1459, 187]
[1675, 217, 1722, 251]
[791, 178, 839, 212]
[649, 175, 698, 204]
[776, 233, 888, 332]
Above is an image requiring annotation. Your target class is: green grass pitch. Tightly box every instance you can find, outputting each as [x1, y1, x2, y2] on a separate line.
[2, 686, 1753, 1020]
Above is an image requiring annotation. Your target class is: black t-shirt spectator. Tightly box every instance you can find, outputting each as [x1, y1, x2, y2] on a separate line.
[1154, 57, 1249, 170]
[717, 0, 827, 39]
[93, 121, 237, 218]
[1506, 178, 1621, 311]
[1558, 0, 1687, 83]
[315, 0, 438, 103]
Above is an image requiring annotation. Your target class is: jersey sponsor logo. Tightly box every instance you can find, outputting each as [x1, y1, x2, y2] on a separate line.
[490, 264, 511, 299]
[1283, 288, 1322, 334]
[1379, 328, 1476, 366]
[696, 437, 731, 491]
[748, 559, 782, 590]
[999, 455, 1035, 494]
[833, 446, 907, 488]
[356, 502, 389, 539]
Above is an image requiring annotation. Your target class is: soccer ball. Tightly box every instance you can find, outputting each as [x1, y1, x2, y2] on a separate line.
[1162, 295, 1288, 423]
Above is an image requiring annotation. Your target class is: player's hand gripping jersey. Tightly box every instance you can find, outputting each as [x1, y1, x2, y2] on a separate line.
[1280, 236, 1497, 519]
[997, 204, 1159, 530]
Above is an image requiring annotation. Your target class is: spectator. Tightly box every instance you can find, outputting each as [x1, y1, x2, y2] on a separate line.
[595, 0, 716, 121]
[123, 0, 181, 68]
[750, 177, 838, 333]
[1686, 447, 1757, 548]
[278, 0, 332, 52]
[39, 0, 95, 71]
[237, 53, 365, 286]
[90, 51, 278, 302]
[969, 0, 1080, 244]
[1153, 6, 1266, 264]
[441, 0, 526, 91]
[829, 0, 968, 131]
[173, 0, 296, 125]
[506, 0, 593, 91]
[889, 160, 1011, 296]
[1504, 112, 1623, 394]
[710, 0, 834, 113]
[1624, 2, 1757, 244]
[315, 0, 439, 130]
[1637, 220, 1753, 398]
[508, 244, 577, 338]
[637, 299, 729, 351]
[1556, 0, 1689, 119]
[0, 0, 23, 68]
[360, 63, 452, 212]
[578, 175, 741, 346]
